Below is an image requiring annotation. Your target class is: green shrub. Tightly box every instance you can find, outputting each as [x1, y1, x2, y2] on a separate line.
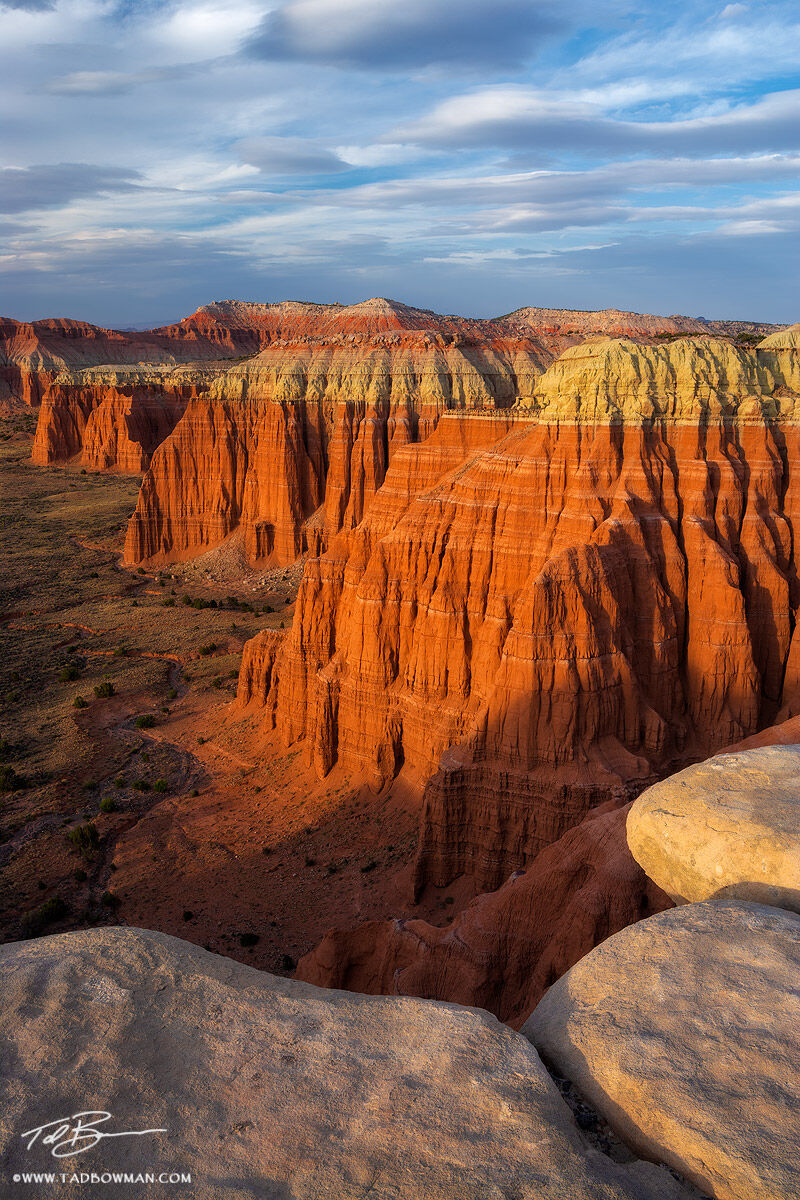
[136, 567, 146, 575]
[153, 779, 168, 793]
[21, 896, 68, 937]
[135, 714, 155, 729]
[68, 822, 99, 857]
[212, 676, 223, 689]
[181, 595, 192, 605]
[94, 679, 114, 698]
[161, 598, 175, 607]
[73, 695, 87, 709]
[114, 776, 125, 789]
[113, 645, 127, 658]
[198, 643, 216, 656]
[134, 779, 151, 792]
[74, 868, 87, 883]
[167, 687, 177, 699]
[99, 797, 116, 813]
[0, 764, 23, 792]
[281, 954, 295, 971]
[60, 664, 80, 682]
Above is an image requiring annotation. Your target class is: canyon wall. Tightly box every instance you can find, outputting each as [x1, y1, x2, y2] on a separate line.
[297, 800, 672, 1027]
[244, 329, 800, 895]
[29, 366, 206, 472]
[123, 327, 550, 566]
[29, 297, 776, 555]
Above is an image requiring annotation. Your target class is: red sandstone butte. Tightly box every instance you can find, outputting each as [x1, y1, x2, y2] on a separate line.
[236, 329, 800, 896]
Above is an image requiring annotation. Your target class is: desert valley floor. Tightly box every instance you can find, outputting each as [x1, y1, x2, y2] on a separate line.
[0, 434, 468, 975]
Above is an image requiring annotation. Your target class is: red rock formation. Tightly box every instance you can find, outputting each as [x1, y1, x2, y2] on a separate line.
[123, 338, 546, 566]
[237, 629, 283, 717]
[510, 306, 782, 339]
[29, 296, 774, 512]
[297, 800, 672, 1028]
[251, 331, 800, 896]
[1, 306, 272, 411]
[30, 369, 199, 471]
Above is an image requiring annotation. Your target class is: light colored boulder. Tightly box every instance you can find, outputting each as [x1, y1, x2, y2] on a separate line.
[0, 927, 691, 1200]
[626, 746, 800, 911]
[523, 900, 800, 1200]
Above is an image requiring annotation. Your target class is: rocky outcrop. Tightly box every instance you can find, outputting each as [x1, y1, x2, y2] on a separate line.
[123, 391, 327, 564]
[298, 800, 672, 1027]
[511, 307, 784, 340]
[523, 899, 800, 1200]
[1, 305, 276, 411]
[626, 745, 800, 912]
[0, 926, 694, 1200]
[261, 330, 800, 892]
[30, 367, 200, 471]
[123, 341, 544, 566]
[236, 628, 283, 717]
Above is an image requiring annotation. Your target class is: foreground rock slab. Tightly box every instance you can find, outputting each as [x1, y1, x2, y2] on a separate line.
[524, 900, 800, 1200]
[0, 928, 691, 1200]
[627, 746, 800, 910]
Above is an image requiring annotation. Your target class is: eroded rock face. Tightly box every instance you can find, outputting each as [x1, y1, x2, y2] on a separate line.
[297, 801, 672, 1027]
[123, 340, 546, 566]
[627, 746, 800, 911]
[0, 927, 692, 1200]
[260, 329, 800, 891]
[30, 367, 197, 472]
[1, 304, 284, 410]
[523, 900, 800, 1200]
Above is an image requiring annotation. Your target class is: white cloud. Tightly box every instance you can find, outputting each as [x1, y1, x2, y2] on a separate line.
[146, 0, 266, 61]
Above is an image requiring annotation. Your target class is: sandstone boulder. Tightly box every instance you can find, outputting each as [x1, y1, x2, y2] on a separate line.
[626, 746, 800, 911]
[523, 900, 800, 1200]
[0, 927, 694, 1200]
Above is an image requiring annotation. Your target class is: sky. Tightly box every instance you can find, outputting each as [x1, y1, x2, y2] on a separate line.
[0, 0, 799, 326]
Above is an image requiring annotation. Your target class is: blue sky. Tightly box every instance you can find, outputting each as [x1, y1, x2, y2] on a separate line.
[1, 0, 799, 325]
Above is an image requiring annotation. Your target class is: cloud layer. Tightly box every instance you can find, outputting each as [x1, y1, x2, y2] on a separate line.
[1, 0, 799, 324]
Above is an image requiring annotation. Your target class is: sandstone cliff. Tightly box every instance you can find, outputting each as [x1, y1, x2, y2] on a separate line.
[123, 335, 547, 564]
[297, 800, 672, 1027]
[247, 330, 800, 895]
[29, 366, 205, 471]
